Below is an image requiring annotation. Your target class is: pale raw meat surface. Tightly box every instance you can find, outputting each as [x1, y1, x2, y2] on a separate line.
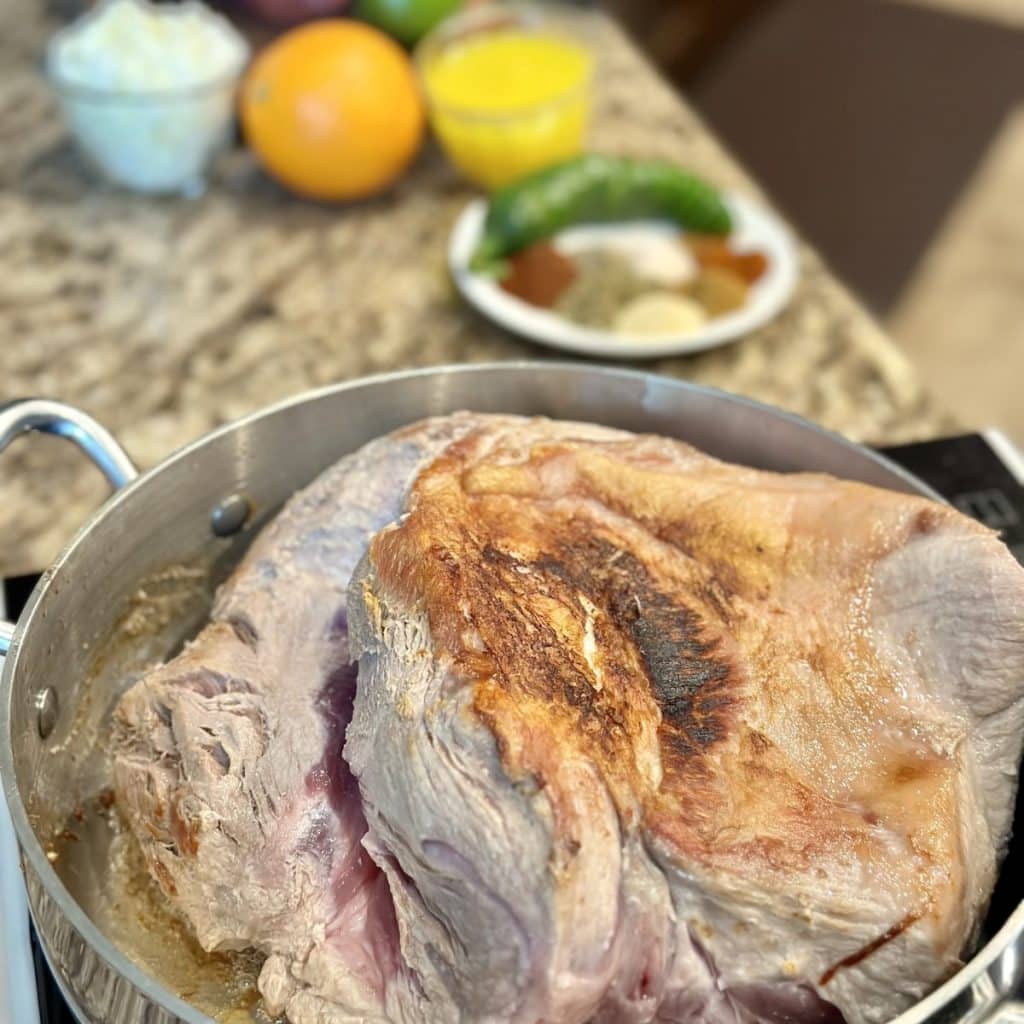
[112, 414, 494, 1022]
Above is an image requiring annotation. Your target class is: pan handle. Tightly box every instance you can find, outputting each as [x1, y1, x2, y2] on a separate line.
[0, 399, 138, 490]
[0, 398, 139, 657]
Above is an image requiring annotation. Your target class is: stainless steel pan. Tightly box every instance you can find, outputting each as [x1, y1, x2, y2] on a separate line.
[1, 363, 1022, 1024]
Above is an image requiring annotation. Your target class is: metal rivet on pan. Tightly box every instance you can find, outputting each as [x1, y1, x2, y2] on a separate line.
[211, 494, 251, 537]
[35, 688, 59, 740]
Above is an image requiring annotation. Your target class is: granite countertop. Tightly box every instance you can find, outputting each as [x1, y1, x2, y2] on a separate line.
[0, 0, 951, 575]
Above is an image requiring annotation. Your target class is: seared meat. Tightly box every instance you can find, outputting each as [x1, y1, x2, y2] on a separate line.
[347, 418, 1024, 1024]
[113, 415, 1024, 1024]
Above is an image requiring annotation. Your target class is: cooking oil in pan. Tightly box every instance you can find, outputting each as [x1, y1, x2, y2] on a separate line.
[50, 791, 281, 1023]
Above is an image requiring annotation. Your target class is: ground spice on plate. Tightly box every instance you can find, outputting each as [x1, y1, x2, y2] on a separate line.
[554, 250, 649, 328]
[500, 242, 577, 308]
[687, 235, 769, 284]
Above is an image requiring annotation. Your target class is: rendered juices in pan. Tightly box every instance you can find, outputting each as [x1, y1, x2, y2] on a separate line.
[417, 7, 594, 190]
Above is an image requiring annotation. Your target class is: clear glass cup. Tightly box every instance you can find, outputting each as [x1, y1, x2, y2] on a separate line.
[46, 70, 244, 197]
[415, 2, 595, 191]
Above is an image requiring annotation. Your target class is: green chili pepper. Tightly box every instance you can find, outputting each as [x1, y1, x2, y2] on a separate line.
[470, 155, 733, 274]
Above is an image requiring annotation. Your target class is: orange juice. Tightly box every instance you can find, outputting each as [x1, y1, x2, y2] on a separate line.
[419, 20, 593, 189]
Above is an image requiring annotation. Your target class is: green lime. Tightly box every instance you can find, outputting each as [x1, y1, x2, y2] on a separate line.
[354, 0, 463, 46]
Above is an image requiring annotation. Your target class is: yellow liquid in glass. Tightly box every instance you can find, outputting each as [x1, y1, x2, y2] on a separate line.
[423, 30, 592, 189]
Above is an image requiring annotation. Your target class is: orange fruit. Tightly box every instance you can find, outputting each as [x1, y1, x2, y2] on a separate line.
[240, 20, 425, 201]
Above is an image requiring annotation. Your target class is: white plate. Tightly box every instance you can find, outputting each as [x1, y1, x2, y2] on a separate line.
[449, 192, 800, 360]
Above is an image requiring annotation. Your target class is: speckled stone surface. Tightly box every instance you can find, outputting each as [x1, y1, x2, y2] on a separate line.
[0, 0, 951, 575]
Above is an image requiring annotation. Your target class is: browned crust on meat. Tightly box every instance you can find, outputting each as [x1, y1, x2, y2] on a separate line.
[369, 422, 971, 898]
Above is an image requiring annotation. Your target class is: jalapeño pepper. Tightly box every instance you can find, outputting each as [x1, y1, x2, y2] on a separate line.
[470, 154, 732, 273]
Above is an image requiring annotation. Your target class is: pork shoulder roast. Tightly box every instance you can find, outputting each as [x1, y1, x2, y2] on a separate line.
[113, 415, 1024, 1024]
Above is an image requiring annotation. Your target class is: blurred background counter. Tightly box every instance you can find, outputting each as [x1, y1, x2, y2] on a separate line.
[0, 0, 948, 574]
